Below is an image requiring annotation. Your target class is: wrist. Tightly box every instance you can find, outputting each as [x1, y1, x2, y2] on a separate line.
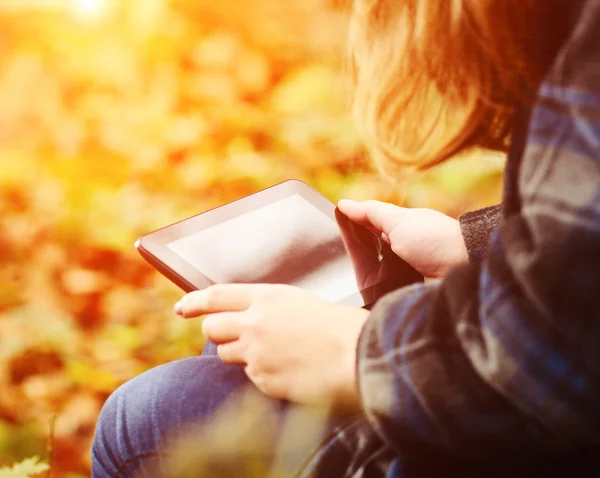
[333, 308, 370, 412]
[459, 205, 502, 263]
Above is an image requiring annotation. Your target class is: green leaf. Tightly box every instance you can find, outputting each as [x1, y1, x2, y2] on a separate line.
[0, 456, 49, 478]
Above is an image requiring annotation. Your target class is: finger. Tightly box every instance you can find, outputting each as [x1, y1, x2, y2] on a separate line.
[202, 312, 245, 344]
[381, 232, 391, 245]
[338, 199, 406, 236]
[176, 284, 260, 317]
[217, 341, 246, 364]
[335, 206, 380, 280]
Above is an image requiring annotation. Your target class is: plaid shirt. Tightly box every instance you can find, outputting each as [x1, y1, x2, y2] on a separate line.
[300, 1, 600, 476]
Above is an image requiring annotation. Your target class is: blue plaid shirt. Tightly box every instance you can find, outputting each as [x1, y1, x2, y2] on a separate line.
[300, 1, 600, 476]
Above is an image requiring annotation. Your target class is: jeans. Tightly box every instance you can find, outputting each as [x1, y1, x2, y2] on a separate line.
[90, 342, 600, 478]
[91, 342, 340, 478]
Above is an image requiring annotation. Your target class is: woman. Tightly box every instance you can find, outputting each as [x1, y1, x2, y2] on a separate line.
[92, 0, 600, 476]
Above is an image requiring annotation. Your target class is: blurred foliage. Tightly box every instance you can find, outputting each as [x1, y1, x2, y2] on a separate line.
[0, 0, 504, 476]
[0, 456, 49, 478]
[159, 387, 335, 478]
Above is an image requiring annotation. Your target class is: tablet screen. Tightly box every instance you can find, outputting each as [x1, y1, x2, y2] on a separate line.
[167, 194, 363, 305]
[155, 183, 423, 307]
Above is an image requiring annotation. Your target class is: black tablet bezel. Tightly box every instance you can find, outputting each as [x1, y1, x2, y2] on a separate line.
[135, 179, 339, 293]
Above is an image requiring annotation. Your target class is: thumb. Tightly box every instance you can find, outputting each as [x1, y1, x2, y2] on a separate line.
[337, 199, 405, 236]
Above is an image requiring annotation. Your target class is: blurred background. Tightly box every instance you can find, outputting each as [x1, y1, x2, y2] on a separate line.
[0, 0, 504, 476]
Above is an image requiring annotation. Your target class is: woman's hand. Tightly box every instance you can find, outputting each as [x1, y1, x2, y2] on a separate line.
[337, 199, 468, 279]
[175, 284, 370, 409]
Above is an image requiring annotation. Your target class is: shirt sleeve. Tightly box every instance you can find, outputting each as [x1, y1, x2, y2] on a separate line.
[459, 205, 502, 263]
[356, 1, 600, 461]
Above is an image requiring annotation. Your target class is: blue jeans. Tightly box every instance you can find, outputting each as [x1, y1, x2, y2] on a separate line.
[91, 342, 600, 478]
[91, 342, 342, 478]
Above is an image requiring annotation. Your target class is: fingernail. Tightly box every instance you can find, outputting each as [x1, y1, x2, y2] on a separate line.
[338, 199, 358, 208]
[174, 298, 186, 316]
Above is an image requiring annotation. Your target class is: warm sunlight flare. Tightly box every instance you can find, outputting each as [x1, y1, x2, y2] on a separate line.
[72, 0, 107, 20]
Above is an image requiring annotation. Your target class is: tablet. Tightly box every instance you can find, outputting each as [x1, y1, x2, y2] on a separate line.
[135, 180, 423, 309]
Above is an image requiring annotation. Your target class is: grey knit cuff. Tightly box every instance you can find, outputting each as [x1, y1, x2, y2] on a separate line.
[459, 205, 502, 263]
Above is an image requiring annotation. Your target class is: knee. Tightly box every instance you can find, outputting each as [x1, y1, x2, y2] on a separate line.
[92, 364, 163, 477]
[93, 366, 153, 450]
[91, 357, 249, 477]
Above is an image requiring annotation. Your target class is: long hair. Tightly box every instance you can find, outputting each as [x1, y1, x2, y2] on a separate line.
[348, 0, 575, 176]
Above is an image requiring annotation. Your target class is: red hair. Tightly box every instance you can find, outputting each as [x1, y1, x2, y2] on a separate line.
[349, 0, 573, 175]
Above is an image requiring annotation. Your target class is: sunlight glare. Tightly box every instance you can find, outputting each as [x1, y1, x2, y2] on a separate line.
[73, 0, 108, 21]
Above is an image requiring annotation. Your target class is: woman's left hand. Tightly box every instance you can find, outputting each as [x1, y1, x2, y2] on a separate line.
[174, 284, 370, 409]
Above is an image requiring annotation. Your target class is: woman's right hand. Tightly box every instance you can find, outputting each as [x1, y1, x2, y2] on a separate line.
[337, 199, 469, 280]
